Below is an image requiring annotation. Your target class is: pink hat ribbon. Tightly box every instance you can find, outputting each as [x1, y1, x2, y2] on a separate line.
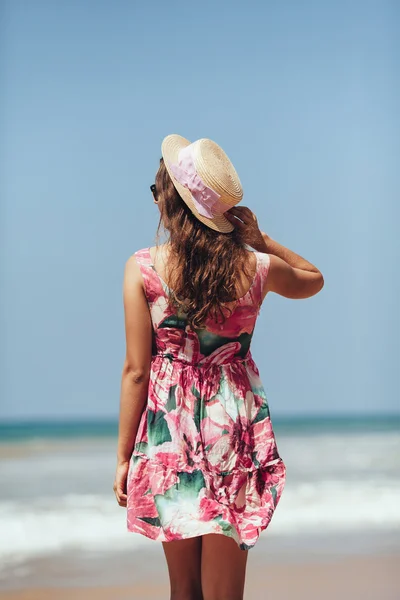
[169, 145, 228, 219]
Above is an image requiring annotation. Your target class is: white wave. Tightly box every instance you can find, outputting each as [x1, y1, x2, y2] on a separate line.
[273, 479, 400, 533]
[0, 495, 152, 572]
[0, 477, 399, 568]
[1, 430, 399, 570]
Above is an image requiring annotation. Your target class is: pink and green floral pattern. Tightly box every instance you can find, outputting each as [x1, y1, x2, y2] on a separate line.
[127, 248, 286, 550]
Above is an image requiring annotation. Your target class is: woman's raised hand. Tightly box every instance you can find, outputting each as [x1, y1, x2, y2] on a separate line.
[225, 206, 269, 252]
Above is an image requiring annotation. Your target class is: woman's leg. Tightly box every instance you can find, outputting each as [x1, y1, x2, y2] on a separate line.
[201, 534, 248, 600]
[162, 537, 203, 600]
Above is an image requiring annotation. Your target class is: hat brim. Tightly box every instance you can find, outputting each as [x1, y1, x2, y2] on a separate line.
[161, 134, 234, 233]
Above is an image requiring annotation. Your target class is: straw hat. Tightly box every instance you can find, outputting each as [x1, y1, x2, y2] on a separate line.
[161, 134, 243, 233]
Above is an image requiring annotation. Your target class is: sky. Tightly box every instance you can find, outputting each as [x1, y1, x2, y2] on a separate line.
[1, 0, 399, 420]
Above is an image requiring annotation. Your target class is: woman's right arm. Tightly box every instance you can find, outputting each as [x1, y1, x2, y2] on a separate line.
[226, 206, 324, 300]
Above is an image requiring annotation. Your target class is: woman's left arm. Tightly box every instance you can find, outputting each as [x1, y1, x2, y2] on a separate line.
[114, 255, 152, 507]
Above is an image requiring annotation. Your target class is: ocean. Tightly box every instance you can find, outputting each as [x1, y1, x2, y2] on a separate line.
[1, 415, 399, 589]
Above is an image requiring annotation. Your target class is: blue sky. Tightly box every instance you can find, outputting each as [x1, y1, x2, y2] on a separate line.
[1, 0, 399, 420]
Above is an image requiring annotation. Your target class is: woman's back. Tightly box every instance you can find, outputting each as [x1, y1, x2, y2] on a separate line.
[136, 245, 270, 365]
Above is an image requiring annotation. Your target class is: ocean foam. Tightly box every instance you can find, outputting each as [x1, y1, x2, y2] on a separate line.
[1, 429, 399, 569]
[0, 478, 399, 568]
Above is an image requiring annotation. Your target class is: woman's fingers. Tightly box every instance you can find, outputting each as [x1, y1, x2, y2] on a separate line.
[118, 492, 127, 507]
[113, 480, 128, 507]
[228, 206, 255, 224]
[225, 210, 245, 228]
[114, 489, 127, 507]
[228, 206, 245, 215]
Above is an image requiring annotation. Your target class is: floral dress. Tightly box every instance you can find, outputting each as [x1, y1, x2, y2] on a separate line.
[127, 247, 286, 550]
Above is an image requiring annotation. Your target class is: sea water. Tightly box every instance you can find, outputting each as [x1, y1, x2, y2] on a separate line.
[0, 415, 399, 580]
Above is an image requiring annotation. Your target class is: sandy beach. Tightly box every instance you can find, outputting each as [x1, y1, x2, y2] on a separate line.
[0, 553, 399, 600]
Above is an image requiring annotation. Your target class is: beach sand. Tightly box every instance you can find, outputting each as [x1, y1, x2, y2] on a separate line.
[0, 553, 398, 600]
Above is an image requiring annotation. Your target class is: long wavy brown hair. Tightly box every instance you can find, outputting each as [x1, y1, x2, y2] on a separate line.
[155, 159, 253, 328]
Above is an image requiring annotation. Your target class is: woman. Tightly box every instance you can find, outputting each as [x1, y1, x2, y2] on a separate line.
[114, 135, 324, 600]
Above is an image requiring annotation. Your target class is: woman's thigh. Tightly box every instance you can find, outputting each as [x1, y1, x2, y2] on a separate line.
[162, 537, 203, 600]
[201, 534, 248, 600]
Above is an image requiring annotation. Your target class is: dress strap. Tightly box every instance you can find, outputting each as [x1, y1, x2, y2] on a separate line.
[135, 247, 153, 267]
[254, 251, 271, 303]
[134, 247, 163, 304]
